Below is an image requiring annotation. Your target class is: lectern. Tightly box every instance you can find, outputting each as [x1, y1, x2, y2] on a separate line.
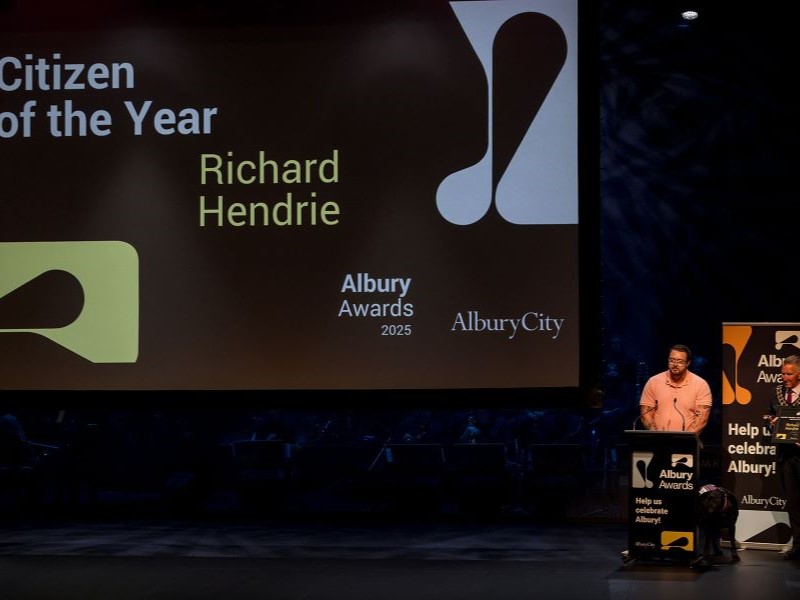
[625, 430, 702, 563]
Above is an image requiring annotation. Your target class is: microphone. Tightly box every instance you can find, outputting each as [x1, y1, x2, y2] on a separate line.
[632, 405, 657, 430]
[674, 398, 686, 431]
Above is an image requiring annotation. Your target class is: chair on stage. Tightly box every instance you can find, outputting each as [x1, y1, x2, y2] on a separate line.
[444, 443, 510, 513]
[525, 443, 586, 517]
[381, 443, 446, 514]
[229, 439, 293, 513]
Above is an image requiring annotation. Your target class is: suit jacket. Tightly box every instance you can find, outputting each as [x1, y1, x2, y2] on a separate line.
[768, 385, 800, 462]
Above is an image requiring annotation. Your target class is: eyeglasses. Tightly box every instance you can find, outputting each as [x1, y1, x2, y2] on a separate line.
[668, 358, 687, 365]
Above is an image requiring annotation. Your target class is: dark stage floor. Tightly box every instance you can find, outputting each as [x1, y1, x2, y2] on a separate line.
[1, 515, 799, 600]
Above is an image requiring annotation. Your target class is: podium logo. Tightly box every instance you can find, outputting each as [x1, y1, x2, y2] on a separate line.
[671, 453, 693, 469]
[438, 0, 577, 225]
[775, 331, 800, 351]
[631, 451, 654, 489]
[660, 531, 694, 552]
[0, 241, 139, 363]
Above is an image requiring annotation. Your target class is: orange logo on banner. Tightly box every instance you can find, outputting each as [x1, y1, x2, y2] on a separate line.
[722, 325, 752, 405]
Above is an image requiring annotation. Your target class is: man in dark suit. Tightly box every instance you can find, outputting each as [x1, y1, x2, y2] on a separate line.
[766, 354, 800, 559]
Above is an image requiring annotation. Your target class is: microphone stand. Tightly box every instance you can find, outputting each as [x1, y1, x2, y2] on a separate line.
[673, 398, 686, 431]
[632, 405, 657, 430]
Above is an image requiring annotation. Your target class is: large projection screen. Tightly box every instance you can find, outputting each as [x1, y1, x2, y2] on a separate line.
[0, 1, 597, 400]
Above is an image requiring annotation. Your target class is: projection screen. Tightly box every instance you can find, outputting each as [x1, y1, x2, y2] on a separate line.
[0, 0, 597, 401]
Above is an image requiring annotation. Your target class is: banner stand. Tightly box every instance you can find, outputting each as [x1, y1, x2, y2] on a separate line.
[722, 323, 796, 551]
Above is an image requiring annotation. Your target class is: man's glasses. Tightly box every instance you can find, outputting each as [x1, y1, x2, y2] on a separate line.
[668, 358, 687, 365]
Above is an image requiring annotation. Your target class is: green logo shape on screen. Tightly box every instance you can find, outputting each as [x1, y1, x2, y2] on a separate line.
[0, 241, 139, 363]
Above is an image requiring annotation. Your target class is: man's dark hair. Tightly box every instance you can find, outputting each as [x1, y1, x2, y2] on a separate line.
[670, 344, 692, 363]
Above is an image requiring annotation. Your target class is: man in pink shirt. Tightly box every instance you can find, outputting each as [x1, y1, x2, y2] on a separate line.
[638, 344, 712, 434]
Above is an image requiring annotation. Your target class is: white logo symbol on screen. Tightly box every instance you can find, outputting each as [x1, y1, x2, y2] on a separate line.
[631, 451, 654, 489]
[775, 331, 800, 351]
[671, 453, 693, 469]
[438, 0, 578, 226]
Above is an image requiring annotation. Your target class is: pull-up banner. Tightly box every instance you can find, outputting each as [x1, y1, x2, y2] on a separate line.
[722, 323, 796, 548]
[0, 1, 586, 392]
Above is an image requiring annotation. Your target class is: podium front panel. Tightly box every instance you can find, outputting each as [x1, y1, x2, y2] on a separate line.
[625, 430, 700, 562]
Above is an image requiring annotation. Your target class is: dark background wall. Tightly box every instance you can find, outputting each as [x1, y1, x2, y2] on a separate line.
[2, 1, 795, 520]
[600, 1, 795, 384]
